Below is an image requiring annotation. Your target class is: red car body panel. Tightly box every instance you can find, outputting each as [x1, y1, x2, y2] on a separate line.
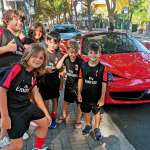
[80, 32, 150, 104]
[144, 42, 150, 50]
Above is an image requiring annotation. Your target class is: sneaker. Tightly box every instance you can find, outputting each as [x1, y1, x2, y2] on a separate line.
[32, 146, 50, 150]
[0, 136, 10, 148]
[82, 125, 92, 136]
[57, 116, 66, 124]
[49, 120, 57, 129]
[94, 128, 102, 140]
[22, 132, 30, 140]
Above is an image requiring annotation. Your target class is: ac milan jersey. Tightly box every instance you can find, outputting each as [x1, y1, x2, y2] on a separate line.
[64, 56, 83, 90]
[47, 49, 63, 70]
[0, 28, 25, 67]
[79, 62, 107, 103]
[0, 64, 36, 109]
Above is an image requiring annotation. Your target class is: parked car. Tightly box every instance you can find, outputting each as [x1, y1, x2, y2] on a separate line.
[51, 24, 81, 40]
[80, 31, 150, 104]
[51, 24, 81, 54]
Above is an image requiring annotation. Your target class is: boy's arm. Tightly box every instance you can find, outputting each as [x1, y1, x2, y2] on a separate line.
[78, 78, 83, 102]
[97, 82, 107, 106]
[97, 66, 107, 106]
[78, 68, 84, 102]
[31, 86, 51, 122]
[0, 40, 17, 54]
[56, 53, 68, 69]
[0, 87, 11, 129]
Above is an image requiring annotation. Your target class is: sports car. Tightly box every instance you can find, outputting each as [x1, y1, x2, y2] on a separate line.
[80, 32, 150, 104]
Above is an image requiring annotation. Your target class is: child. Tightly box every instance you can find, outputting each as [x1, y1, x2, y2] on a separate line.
[22, 22, 45, 44]
[56, 40, 83, 128]
[0, 9, 25, 68]
[38, 31, 63, 129]
[78, 42, 107, 140]
[0, 43, 51, 150]
[0, 9, 28, 145]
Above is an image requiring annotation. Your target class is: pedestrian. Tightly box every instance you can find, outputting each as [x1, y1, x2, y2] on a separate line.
[56, 40, 83, 128]
[38, 31, 63, 129]
[78, 42, 107, 140]
[0, 43, 51, 150]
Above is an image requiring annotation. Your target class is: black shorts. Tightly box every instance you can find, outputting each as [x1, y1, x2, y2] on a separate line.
[80, 102, 100, 114]
[7, 103, 45, 139]
[38, 71, 60, 100]
[64, 87, 79, 104]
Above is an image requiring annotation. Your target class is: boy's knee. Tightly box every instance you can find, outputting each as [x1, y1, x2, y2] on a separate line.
[10, 140, 23, 150]
[41, 117, 51, 128]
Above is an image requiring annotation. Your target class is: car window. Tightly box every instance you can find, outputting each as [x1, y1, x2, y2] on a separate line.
[54, 26, 77, 33]
[82, 33, 148, 55]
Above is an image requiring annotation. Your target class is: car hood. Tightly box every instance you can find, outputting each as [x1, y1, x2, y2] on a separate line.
[60, 32, 80, 40]
[101, 52, 150, 79]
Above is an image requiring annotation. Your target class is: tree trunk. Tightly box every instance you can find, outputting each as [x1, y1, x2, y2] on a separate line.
[106, 0, 116, 31]
[73, 0, 78, 25]
[87, 0, 92, 31]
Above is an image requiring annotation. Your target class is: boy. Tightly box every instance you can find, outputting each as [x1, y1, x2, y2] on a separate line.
[0, 44, 51, 150]
[38, 31, 63, 129]
[78, 42, 107, 140]
[56, 40, 83, 128]
[0, 9, 28, 146]
[0, 9, 25, 67]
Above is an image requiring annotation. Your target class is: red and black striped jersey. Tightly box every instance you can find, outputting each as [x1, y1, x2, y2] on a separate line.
[0, 64, 36, 109]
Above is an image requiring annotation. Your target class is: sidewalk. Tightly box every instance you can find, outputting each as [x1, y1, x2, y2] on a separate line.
[23, 94, 135, 150]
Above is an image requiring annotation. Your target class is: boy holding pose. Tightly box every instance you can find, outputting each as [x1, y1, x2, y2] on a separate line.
[38, 32, 63, 129]
[78, 42, 107, 140]
[56, 40, 83, 128]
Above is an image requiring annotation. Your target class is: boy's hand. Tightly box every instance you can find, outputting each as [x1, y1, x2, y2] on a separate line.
[64, 53, 69, 58]
[7, 40, 17, 53]
[45, 66, 53, 74]
[78, 94, 82, 103]
[24, 44, 31, 50]
[45, 113, 52, 124]
[1, 116, 11, 130]
[97, 99, 104, 107]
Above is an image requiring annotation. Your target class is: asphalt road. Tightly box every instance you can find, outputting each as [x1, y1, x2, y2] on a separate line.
[104, 103, 150, 150]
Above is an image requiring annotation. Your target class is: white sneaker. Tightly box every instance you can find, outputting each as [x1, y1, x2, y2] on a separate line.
[0, 136, 10, 148]
[22, 132, 30, 140]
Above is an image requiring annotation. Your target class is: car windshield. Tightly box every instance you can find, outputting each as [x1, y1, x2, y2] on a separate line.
[82, 33, 149, 55]
[54, 26, 77, 33]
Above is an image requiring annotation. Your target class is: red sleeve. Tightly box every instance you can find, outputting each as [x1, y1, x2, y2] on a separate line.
[103, 66, 108, 82]
[0, 28, 4, 37]
[1, 64, 22, 89]
[79, 68, 83, 78]
[0, 28, 4, 45]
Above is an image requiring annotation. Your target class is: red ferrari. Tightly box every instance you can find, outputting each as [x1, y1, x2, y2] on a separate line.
[80, 32, 150, 104]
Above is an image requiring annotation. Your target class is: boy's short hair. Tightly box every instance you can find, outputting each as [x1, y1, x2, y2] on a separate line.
[67, 39, 79, 52]
[47, 31, 61, 42]
[89, 42, 100, 53]
[2, 9, 19, 25]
